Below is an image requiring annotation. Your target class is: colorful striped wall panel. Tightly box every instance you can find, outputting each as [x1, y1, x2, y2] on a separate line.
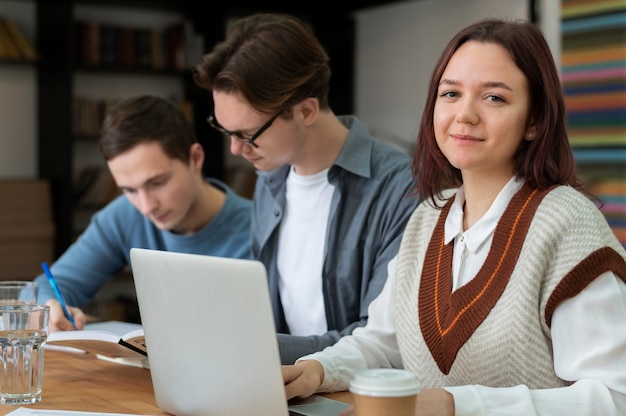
[562, 0, 626, 249]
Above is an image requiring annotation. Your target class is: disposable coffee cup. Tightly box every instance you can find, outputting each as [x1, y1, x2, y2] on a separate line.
[349, 368, 420, 416]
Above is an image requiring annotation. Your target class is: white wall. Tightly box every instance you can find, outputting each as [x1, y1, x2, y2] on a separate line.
[353, 0, 530, 152]
[538, 0, 562, 69]
[0, 0, 36, 178]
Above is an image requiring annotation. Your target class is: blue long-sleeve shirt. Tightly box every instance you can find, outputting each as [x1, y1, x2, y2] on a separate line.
[252, 116, 420, 364]
[35, 179, 252, 306]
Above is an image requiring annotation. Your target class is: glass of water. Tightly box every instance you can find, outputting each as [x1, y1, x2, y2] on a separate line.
[0, 303, 50, 404]
[0, 281, 38, 305]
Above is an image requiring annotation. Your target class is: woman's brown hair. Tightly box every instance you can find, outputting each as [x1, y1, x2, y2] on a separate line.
[412, 19, 582, 207]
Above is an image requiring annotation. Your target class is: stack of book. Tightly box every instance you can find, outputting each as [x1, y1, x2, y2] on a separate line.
[0, 180, 54, 280]
[73, 96, 120, 138]
[0, 16, 38, 62]
[75, 19, 203, 71]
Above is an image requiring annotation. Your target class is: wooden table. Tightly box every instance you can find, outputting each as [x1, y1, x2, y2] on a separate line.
[0, 349, 352, 415]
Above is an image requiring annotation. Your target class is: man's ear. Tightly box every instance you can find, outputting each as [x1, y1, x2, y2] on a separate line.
[189, 142, 205, 170]
[296, 96, 319, 126]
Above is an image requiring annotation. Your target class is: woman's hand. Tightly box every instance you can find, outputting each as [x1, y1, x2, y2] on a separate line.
[414, 388, 455, 416]
[45, 299, 86, 332]
[283, 359, 325, 400]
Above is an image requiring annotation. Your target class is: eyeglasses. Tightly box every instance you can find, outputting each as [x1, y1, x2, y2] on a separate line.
[207, 110, 283, 148]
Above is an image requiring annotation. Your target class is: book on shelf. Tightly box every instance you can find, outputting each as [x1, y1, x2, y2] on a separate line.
[1, 17, 37, 61]
[47, 320, 146, 359]
[150, 27, 165, 70]
[0, 16, 21, 60]
[99, 23, 116, 66]
[73, 96, 120, 137]
[135, 28, 152, 68]
[116, 26, 136, 68]
[73, 18, 203, 71]
[165, 21, 186, 70]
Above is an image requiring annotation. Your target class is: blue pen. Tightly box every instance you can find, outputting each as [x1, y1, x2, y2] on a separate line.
[41, 262, 78, 330]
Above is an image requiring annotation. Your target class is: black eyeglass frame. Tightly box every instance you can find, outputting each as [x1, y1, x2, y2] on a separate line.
[207, 110, 283, 148]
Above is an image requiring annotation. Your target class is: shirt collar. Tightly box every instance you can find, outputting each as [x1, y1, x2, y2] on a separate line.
[444, 176, 526, 252]
[331, 115, 374, 179]
[259, 115, 374, 184]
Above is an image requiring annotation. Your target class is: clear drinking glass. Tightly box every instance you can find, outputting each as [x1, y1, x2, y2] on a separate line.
[0, 303, 50, 404]
[0, 281, 38, 305]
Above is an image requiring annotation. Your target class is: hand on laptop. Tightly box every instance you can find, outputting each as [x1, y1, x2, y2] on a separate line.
[283, 359, 325, 400]
[284, 360, 355, 415]
[45, 299, 86, 332]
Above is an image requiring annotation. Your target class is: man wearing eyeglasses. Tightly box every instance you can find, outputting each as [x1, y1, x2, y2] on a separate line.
[194, 13, 419, 365]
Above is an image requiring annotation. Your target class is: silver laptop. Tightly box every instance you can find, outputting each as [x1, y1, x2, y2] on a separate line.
[129, 248, 349, 416]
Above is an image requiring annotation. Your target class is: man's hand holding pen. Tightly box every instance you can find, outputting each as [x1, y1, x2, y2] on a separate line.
[45, 299, 87, 332]
[41, 261, 87, 332]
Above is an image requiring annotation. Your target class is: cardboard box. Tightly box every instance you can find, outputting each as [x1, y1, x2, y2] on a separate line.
[0, 179, 55, 280]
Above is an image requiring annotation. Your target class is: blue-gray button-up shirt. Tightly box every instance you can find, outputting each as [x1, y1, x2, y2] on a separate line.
[251, 116, 420, 364]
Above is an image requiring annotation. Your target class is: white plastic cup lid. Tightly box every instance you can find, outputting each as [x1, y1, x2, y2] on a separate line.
[349, 368, 420, 397]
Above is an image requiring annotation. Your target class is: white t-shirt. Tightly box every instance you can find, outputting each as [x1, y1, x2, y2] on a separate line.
[277, 167, 334, 336]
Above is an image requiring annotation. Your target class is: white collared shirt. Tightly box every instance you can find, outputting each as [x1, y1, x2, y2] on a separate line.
[445, 176, 524, 290]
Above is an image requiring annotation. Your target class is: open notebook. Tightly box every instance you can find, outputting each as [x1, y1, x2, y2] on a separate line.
[129, 248, 349, 416]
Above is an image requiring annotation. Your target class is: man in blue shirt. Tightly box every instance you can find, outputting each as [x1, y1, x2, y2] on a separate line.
[194, 13, 419, 364]
[34, 95, 252, 332]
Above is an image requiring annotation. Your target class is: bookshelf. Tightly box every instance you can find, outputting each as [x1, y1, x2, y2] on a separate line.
[35, 0, 220, 255]
[561, 0, 626, 249]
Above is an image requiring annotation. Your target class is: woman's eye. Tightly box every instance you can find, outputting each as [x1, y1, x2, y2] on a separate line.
[487, 95, 505, 103]
[439, 91, 459, 98]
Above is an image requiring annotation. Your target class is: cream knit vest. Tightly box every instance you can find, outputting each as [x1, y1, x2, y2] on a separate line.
[395, 184, 626, 389]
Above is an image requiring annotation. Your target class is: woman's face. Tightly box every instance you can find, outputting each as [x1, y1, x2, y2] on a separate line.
[434, 41, 532, 181]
